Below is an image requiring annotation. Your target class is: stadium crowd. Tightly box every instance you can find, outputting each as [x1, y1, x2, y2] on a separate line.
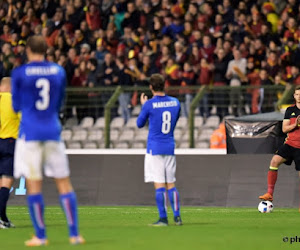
[0, 0, 299, 121]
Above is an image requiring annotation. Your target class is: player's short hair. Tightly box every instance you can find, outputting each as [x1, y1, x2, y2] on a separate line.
[149, 74, 165, 92]
[26, 35, 48, 55]
[295, 86, 300, 92]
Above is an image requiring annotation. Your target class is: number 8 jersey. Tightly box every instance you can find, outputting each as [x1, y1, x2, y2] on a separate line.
[11, 61, 66, 141]
[137, 95, 181, 155]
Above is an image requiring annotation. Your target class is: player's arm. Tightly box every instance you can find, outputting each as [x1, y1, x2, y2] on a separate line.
[136, 95, 149, 128]
[282, 116, 300, 133]
[11, 69, 21, 112]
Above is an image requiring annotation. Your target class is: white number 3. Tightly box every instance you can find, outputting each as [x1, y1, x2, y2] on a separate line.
[36, 78, 50, 110]
[161, 111, 171, 134]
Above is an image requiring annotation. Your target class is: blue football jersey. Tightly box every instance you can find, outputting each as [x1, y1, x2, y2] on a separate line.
[11, 61, 66, 141]
[137, 95, 181, 155]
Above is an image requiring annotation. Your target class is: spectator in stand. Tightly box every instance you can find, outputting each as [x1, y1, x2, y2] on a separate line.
[259, 68, 274, 113]
[198, 58, 212, 119]
[87, 58, 101, 119]
[287, 65, 300, 85]
[265, 51, 280, 79]
[245, 57, 261, 114]
[86, 3, 101, 31]
[226, 48, 247, 117]
[174, 41, 186, 67]
[180, 62, 196, 118]
[99, 52, 117, 115]
[114, 56, 133, 124]
[164, 57, 181, 96]
[212, 48, 229, 120]
[122, 1, 140, 30]
[200, 35, 215, 63]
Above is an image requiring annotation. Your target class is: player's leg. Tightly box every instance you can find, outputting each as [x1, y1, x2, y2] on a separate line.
[21, 142, 48, 246]
[259, 154, 286, 201]
[25, 179, 48, 246]
[0, 175, 14, 228]
[152, 182, 168, 226]
[165, 155, 182, 225]
[55, 177, 85, 244]
[0, 139, 15, 228]
[44, 141, 84, 244]
[145, 154, 168, 226]
[166, 183, 182, 225]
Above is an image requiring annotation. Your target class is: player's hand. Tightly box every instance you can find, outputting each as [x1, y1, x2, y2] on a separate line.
[140, 93, 148, 105]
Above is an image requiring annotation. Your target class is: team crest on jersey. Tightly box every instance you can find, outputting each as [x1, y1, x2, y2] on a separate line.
[291, 112, 296, 116]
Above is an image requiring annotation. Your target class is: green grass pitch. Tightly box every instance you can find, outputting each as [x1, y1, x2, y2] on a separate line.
[2, 206, 300, 249]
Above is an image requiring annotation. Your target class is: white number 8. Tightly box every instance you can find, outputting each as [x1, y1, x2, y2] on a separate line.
[36, 78, 50, 110]
[162, 111, 171, 134]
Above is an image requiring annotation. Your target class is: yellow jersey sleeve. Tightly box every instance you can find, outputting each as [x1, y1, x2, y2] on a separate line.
[0, 93, 20, 139]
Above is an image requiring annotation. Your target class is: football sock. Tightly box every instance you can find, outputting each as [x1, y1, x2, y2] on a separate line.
[155, 188, 167, 219]
[60, 192, 79, 237]
[267, 166, 278, 195]
[168, 187, 181, 217]
[0, 187, 10, 222]
[27, 193, 46, 239]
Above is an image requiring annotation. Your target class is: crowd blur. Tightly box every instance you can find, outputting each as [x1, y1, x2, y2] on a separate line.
[0, 0, 299, 122]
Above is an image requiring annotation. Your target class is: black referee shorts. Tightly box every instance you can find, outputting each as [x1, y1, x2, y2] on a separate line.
[0, 138, 15, 177]
[276, 143, 300, 171]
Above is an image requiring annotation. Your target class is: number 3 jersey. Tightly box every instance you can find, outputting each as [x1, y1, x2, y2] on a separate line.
[11, 61, 66, 141]
[137, 95, 181, 155]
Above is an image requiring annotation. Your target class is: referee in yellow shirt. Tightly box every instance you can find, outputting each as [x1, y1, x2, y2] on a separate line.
[0, 77, 20, 229]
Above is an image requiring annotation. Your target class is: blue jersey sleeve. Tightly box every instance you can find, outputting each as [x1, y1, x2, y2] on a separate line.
[137, 102, 150, 128]
[11, 68, 21, 112]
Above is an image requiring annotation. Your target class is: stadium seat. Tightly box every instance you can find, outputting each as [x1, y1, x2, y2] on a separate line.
[83, 141, 98, 149]
[87, 129, 103, 141]
[178, 142, 189, 148]
[198, 128, 214, 141]
[98, 142, 113, 148]
[61, 129, 72, 141]
[125, 117, 138, 129]
[134, 129, 148, 142]
[131, 142, 145, 148]
[176, 117, 188, 129]
[196, 141, 210, 149]
[110, 129, 120, 142]
[111, 117, 125, 130]
[114, 142, 129, 149]
[64, 117, 78, 129]
[79, 117, 94, 128]
[66, 141, 82, 149]
[203, 115, 220, 129]
[174, 128, 183, 141]
[181, 130, 198, 141]
[131, 105, 141, 116]
[71, 130, 88, 141]
[194, 116, 204, 127]
[119, 130, 135, 142]
[94, 117, 105, 129]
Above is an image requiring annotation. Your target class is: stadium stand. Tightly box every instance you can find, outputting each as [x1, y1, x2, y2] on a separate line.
[0, 0, 298, 148]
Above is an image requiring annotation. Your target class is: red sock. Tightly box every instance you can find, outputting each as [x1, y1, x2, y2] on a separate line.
[267, 170, 278, 195]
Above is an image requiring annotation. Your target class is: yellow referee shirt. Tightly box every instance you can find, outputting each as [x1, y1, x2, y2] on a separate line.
[0, 92, 20, 139]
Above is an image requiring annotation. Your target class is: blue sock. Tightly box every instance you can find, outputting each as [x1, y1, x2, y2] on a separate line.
[155, 188, 167, 219]
[27, 193, 46, 239]
[168, 187, 180, 217]
[60, 192, 79, 237]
